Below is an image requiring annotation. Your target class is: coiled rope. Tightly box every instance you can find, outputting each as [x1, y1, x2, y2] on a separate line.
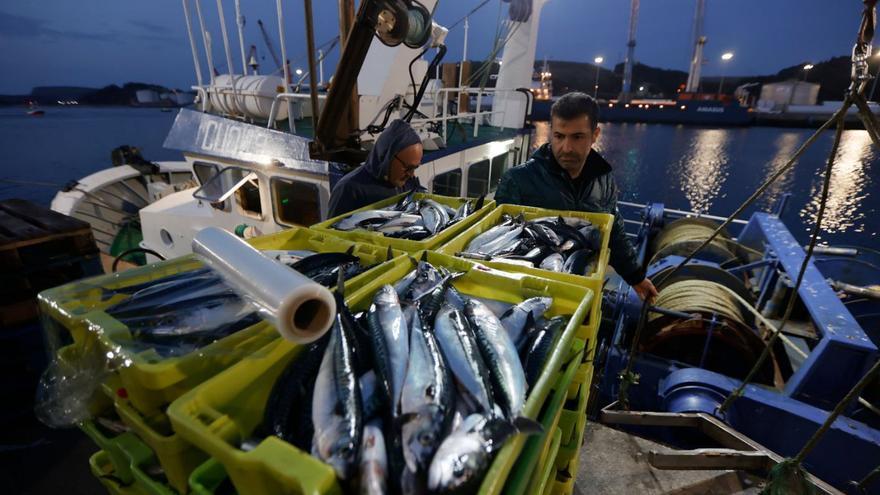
[653, 222, 736, 260]
[649, 279, 747, 327]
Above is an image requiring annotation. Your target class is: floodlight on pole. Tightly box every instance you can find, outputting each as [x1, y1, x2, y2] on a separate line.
[803, 63, 814, 82]
[593, 56, 604, 98]
[718, 52, 734, 98]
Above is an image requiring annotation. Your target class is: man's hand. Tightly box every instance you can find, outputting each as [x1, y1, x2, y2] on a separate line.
[633, 278, 659, 303]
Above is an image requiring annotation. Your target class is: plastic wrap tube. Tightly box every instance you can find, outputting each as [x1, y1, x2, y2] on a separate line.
[192, 227, 336, 344]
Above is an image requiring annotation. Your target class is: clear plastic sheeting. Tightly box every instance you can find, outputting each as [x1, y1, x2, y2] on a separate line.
[36, 326, 114, 428]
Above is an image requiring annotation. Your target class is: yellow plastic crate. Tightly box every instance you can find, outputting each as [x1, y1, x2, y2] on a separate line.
[87, 433, 176, 495]
[114, 396, 207, 494]
[38, 227, 399, 417]
[310, 191, 495, 252]
[536, 428, 562, 495]
[189, 458, 233, 495]
[438, 204, 613, 333]
[168, 252, 593, 495]
[505, 341, 585, 495]
[90, 450, 146, 495]
[555, 376, 590, 470]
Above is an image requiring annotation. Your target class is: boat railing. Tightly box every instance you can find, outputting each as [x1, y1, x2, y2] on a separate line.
[413, 86, 531, 144]
[618, 200, 750, 226]
[266, 92, 328, 132]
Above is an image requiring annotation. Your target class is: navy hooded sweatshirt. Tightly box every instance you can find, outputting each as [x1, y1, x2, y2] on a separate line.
[327, 120, 423, 218]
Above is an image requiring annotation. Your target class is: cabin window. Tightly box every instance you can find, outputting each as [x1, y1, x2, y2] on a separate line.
[272, 177, 321, 226]
[466, 159, 490, 198]
[235, 173, 262, 218]
[193, 162, 219, 185]
[432, 169, 462, 196]
[490, 153, 510, 192]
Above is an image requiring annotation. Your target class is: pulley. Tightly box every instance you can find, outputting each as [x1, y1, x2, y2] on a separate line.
[374, 0, 433, 49]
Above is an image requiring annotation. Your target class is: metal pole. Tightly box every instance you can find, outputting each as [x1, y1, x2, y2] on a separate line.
[275, 0, 293, 126]
[458, 16, 469, 89]
[303, 0, 321, 130]
[718, 70, 725, 99]
[216, 0, 235, 75]
[182, 0, 204, 87]
[234, 0, 248, 75]
[620, 0, 639, 101]
[594, 63, 600, 98]
[318, 49, 324, 86]
[194, 0, 216, 84]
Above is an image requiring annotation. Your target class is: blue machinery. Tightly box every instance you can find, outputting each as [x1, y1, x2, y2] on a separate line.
[594, 200, 880, 493]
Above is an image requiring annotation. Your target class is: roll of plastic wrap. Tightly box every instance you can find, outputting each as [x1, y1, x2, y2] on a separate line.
[192, 227, 336, 344]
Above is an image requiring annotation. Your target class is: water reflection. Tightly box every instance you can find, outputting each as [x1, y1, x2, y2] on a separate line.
[760, 132, 801, 209]
[800, 130, 874, 235]
[675, 129, 731, 214]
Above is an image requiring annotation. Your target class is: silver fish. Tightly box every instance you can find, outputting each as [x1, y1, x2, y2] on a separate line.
[420, 201, 450, 235]
[426, 414, 517, 494]
[376, 214, 424, 233]
[359, 421, 388, 495]
[532, 216, 590, 229]
[433, 305, 494, 414]
[405, 261, 445, 302]
[401, 307, 454, 475]
[333, 210, 402, 231]
[463, 222, 516, 254]
[539, 253, 565, 272]
[393, 269, 419, 297]
[474, 225, 524, 256]
[312, 317, 362, 480]
[464, 299, 528, 420]
[499, 297, 553, 347]
[261, 249, 317, 265]
[367, 285, 410, 416]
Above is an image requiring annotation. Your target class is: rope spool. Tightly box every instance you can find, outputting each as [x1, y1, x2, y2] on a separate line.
[648, 279, 747, 327]
[650, 218, 738, 266]
[643, 276, 779, 384]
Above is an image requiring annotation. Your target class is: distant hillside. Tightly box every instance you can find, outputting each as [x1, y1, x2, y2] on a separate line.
[539, 55, 865, 102]
[0, 82, 188, 106]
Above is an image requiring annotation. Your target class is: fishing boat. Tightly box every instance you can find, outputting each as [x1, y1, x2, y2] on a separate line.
[52, 0, 537, 265]
[36, 0, 879, 493]
[26, 101, 45, 117]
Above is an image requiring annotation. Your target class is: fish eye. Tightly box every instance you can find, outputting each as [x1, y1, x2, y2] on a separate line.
[419, 432, 435, 445]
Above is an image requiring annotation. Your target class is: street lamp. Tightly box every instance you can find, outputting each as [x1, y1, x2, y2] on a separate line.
[803, 63, 814, 82]
[295, 68, 303, 76]
[593, 56, 604, 98]
[718, 52, 734, 99]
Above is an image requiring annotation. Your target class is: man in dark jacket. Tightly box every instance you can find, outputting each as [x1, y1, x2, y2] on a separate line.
[495, 92, 658, 301]
[328, 119, 423, 217]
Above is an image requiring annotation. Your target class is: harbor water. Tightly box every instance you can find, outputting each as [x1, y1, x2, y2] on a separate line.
[0, 107, 876, 247]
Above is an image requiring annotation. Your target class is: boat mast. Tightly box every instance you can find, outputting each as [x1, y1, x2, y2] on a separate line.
[684, 0, 707, 93]
[619, 0, 639, 103]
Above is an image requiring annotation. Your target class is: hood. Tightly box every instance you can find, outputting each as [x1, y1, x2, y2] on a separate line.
[363, 119, 422, 181]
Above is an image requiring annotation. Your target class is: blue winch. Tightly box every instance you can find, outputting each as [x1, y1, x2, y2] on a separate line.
[594, 199, 880, 493]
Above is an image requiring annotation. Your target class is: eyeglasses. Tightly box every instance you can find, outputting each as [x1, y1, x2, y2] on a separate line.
[392, 154, 420, 173]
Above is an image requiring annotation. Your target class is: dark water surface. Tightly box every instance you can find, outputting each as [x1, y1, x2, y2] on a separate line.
[0, 107, 876, 246]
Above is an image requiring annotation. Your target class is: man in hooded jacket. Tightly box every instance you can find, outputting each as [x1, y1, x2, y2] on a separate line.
[495, 92, 658, 302]
[328, 119, 423, 218]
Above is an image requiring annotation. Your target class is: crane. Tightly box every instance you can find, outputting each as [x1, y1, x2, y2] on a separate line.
[257, 19, 282, 73]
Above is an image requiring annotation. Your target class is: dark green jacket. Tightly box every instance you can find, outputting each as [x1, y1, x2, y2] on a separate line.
[494, 143, 644, 285]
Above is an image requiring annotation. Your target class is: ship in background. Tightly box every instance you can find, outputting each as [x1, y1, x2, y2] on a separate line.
[602, 0, 752, 126]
